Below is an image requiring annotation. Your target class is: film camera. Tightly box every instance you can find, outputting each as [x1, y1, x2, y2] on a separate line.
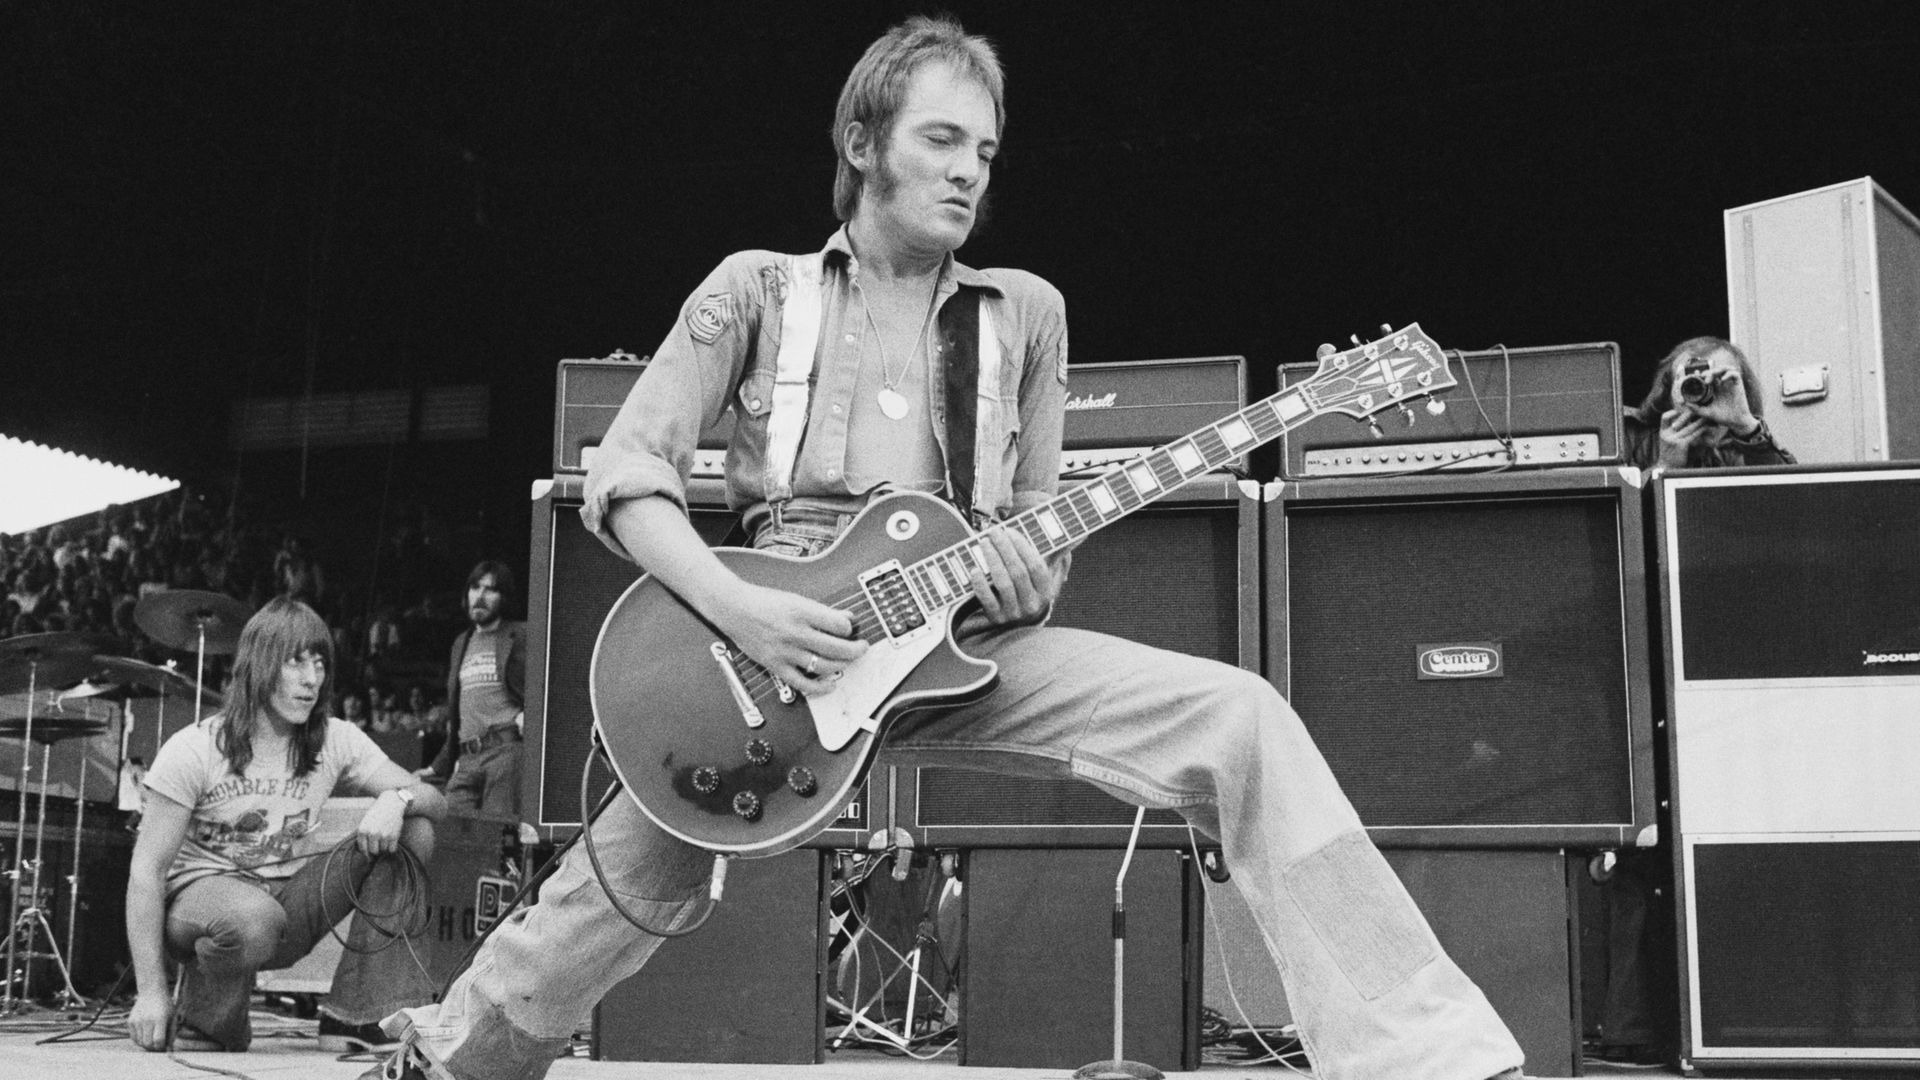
[1678, 358, 1728, 406]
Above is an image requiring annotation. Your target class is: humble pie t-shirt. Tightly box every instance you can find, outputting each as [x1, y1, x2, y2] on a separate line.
[145, 715, 389, 894]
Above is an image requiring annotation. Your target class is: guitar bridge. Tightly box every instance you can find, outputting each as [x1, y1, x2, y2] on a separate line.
[858, 560, 930, 644]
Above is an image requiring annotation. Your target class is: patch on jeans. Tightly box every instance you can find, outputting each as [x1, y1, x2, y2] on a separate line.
[1285, 831, 1437, 1001]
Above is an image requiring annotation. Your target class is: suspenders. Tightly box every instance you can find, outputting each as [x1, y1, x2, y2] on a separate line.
[762, 253, 1003, 517]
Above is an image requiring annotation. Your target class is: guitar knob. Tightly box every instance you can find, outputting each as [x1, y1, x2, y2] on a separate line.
[691, 767, 721, 794]
[1315, 343, 1338, 360]
[744, 739, 773, 766]
[1426, 397, 1447, 415]
[787, 766, 817, 796]
[732, 791, 762, 821]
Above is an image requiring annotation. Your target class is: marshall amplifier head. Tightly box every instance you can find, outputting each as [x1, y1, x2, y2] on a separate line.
[1279, 342, 1623, 478]
[1060, 356, 1246, 475]
[554, 356, 735, 475]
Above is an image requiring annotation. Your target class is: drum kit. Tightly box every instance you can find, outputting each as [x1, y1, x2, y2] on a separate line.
[1, 589, 250, 1015]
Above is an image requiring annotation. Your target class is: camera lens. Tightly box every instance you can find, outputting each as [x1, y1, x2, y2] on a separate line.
[1678, 361, 1717, 406]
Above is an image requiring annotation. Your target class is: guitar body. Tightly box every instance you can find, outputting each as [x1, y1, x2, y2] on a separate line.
[591, 491, 995, 856]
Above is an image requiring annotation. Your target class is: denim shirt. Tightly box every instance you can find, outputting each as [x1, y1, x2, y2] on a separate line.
[582, 227, 1070, 562]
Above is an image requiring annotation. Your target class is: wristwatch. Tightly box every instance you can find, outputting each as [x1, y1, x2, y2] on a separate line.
[391, 788, 417, 810]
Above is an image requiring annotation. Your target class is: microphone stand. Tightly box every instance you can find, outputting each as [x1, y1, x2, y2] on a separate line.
[1072, 805, 1164, 1080]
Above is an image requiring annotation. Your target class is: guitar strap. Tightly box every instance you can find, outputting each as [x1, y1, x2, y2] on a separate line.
[762, 254, 825, 506]
[764, 254, 1002, 520]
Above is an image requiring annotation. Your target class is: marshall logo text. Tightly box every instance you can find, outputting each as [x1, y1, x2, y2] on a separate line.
[1416, 642, 1505, 680]
[1064, 392, 1117, 411]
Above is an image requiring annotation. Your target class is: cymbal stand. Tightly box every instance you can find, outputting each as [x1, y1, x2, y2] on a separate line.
[3, 658, 41, 1015]
[5, 738, 84, 1011]
[60, 724, 92, 1009]
[192, 620, 208, 722]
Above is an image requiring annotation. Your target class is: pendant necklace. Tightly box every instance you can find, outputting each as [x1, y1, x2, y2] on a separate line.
[860, 280, 938, 421]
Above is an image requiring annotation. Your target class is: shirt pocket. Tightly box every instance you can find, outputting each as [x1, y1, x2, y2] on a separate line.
[735, 368, 776, 424]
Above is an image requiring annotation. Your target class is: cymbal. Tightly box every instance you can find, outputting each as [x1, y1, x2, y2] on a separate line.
[0, 632, 120, 695]
[0, 716, 113, 745]
[134, 590, 254, 655]
[85, 655, 210, 701]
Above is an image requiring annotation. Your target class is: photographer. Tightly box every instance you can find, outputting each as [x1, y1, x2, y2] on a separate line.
[1624, 336, 1794, 470]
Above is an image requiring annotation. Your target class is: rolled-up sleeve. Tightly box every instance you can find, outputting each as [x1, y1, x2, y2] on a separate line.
[581, 253, 767, 563]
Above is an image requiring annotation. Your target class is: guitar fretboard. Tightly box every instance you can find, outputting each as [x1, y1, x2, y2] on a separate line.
[901, 386, 1316, 611]
[896, 324, 1447, 616]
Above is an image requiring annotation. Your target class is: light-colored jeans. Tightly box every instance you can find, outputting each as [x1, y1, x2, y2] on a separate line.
[445, 737, 523, 819]
[167, 818, 436, 1048]
[387, 507, 1523, 1080]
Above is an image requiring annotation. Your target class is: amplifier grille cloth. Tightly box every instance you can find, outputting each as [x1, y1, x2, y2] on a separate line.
[1694, 841, 1920, 1050]
[1283, 495, 1633, 829]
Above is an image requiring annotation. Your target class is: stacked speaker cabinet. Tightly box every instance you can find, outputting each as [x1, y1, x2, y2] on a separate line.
[1267, 466, 1656, 849]
[958, 848, 1201, 1070]
[1265, 466, 1653, 1076]
[1724, 178, 1920, 464]
[1656, 464, 1920, 1070]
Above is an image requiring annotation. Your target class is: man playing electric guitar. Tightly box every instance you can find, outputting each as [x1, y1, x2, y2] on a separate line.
[363, 15, 1528, 1080]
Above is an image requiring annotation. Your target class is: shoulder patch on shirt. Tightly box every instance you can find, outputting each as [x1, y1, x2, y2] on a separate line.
[759, 263, 790, 305]
[687, 293, 737, 345]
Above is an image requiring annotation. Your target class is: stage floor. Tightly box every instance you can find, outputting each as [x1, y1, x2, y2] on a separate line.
[0, 1005, 1787, 1080]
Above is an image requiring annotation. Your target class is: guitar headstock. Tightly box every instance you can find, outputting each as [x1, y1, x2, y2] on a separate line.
[1302, 323, 1455, 420]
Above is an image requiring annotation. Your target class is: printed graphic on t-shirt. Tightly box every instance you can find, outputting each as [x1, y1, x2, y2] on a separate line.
[190, 777, 318, 869]
[459, 641, 499, 693]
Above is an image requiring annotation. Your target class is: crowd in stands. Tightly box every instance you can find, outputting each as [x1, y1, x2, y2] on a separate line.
[1, 486, 475, 771]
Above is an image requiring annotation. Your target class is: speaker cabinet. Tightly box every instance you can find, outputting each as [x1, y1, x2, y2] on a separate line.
[1268, 467, 1655, 848]
[1724, 178, 1920, 465]
[903, 475, 1263, 848]
[594, 850, 828, 1064]
[958, 848, 1201, 1070]
[1655, 464, 1920, 1069]
[1197, 849, 1582, 1076]
[523, 475, 868, 845]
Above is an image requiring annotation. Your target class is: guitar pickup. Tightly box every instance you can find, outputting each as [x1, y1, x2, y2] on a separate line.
[858, 560, 931, 644]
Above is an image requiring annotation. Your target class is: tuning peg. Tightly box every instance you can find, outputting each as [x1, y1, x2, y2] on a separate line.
[1425, 397, 1447, 416]
[1350, 334, 1365, 346]
[1380, 323, 1394, 336]
[1400, 404, 1416, 427]
[1315, 343, 1338, 360]
[1367, 418, 1384, 439]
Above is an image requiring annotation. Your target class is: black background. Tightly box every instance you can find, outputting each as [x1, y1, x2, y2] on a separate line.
[8, 1, 1920, 569]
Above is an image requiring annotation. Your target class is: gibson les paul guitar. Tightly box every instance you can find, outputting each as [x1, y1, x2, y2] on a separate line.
[590, 324, 1455, 856]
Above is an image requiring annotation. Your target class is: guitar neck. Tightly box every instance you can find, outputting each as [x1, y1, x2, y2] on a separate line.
[899, 322, 1450, 612]
[903, 385, 1312, 607]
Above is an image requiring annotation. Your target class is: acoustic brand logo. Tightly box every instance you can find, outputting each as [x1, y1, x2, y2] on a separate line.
[1416, 642, 1504, 680]
[1064, 392, 1118, 411]
[1863, 650, 1920, 666]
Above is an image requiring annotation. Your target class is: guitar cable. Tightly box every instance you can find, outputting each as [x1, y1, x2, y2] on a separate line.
[1356, 344, 1521, 480]
[578, 732, 726, 939]
[425, 733, 729, 1007]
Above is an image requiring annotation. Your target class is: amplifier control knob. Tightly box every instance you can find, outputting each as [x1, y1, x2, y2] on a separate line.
[745, 739, 773, 765]
[732, 791, 762, 821]
[787, 767, 817, 796]
[691, 767, 721, 794]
